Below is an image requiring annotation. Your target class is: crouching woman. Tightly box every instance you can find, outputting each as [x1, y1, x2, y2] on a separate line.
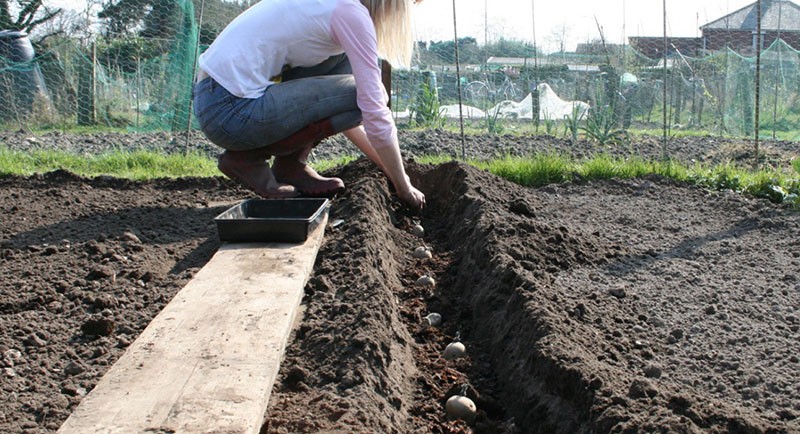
[192, 0, 425, 211]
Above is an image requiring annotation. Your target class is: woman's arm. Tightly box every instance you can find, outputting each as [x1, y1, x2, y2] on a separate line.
[331, 2, 424, 210]
[374, 143, 426, 210]
[343, 126, 386, 172]
[344, 126, 421, 208]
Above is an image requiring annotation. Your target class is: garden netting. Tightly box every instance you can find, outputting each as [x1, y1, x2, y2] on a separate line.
[1, 0, 799, 143]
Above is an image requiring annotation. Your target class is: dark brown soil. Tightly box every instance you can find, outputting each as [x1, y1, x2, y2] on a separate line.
[1, 133, 799, 433]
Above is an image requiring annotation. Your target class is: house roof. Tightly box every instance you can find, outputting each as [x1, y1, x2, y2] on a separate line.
[485, 57, 600, 72]
[701, 0, 800, 32]
[486, 57, 534, 65]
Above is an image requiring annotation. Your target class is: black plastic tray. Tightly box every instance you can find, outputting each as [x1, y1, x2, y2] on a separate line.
[214, 198, 330, 243]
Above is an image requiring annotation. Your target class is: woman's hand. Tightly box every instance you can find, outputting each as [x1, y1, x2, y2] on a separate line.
[366, 138, 425, 211]
[397, 184, 426, 212]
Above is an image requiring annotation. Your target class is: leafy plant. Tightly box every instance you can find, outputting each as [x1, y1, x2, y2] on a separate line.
[580, 106, 630, 146]
[763, 184, 792, 203]
[563, 104, 584, 144]
[688, 163, 745, 191]
[542, 115, 557, 136]
[484, 107, 505, 135]
[739, 173, 799, 205]
[410, 82, 446, 129]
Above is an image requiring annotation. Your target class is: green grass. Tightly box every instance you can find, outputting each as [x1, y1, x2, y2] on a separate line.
[0, 148, 219, 180]
[311, 155, 359, 174]
[478, 153, 571, 187]
[1, 146, 797, 207]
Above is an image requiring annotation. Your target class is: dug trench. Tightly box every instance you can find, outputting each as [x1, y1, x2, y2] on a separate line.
[264, 159, 592, 433]
[262, 159, 800, 433]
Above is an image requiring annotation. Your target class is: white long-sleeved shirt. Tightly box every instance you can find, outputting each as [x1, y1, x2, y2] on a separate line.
[198, 0, 396, 149]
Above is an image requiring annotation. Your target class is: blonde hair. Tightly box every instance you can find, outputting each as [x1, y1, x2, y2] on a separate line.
[361, 0, 414, 68]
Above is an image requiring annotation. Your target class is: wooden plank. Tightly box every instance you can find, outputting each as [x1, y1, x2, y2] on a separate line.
[58, 214, 327, 434]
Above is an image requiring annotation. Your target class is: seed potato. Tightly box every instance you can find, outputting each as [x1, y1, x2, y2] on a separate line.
[415, 275, 436, 287]
[412, 246, 432, 259]
[445, 395, 477, 423]
[423, 312, 442, 326]
[443, 341, 466, 360]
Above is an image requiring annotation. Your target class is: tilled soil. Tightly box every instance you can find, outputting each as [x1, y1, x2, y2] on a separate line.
[264, 160, 800, 433]
[0, 131, 799, 433]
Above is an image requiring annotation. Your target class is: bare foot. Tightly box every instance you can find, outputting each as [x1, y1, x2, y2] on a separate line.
[272, 156, 345, 197]
[217, 151, 297, 198]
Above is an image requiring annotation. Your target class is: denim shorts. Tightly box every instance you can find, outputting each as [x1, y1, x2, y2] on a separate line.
[193, 54, 363, 151]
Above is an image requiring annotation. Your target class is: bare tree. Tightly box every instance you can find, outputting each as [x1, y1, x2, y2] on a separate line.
[33, 7, 90, 42]
[545, 23, 571, 54]
[0, 0, 61, 33]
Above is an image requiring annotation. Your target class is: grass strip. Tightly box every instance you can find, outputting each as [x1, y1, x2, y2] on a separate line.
[0, 148, 219, 180]
[1, 147, 797, 207]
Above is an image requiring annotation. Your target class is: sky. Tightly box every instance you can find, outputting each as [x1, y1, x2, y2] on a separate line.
[413, 0, 756, 52]
[49, 0, 759, 53]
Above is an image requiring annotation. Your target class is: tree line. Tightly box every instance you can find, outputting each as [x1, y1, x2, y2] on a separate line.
[416, 37, 539, 66]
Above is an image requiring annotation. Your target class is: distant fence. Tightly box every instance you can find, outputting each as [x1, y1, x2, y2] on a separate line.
[393, 39, 800, 142]
[1, 0, 799, 147]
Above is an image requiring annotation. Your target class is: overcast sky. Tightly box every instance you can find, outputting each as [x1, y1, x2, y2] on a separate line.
[413, 0, 756, 52]
[49, 0, 760, 52]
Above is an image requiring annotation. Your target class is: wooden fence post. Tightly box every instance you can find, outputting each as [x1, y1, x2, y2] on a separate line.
[382, 59, 392, 108]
